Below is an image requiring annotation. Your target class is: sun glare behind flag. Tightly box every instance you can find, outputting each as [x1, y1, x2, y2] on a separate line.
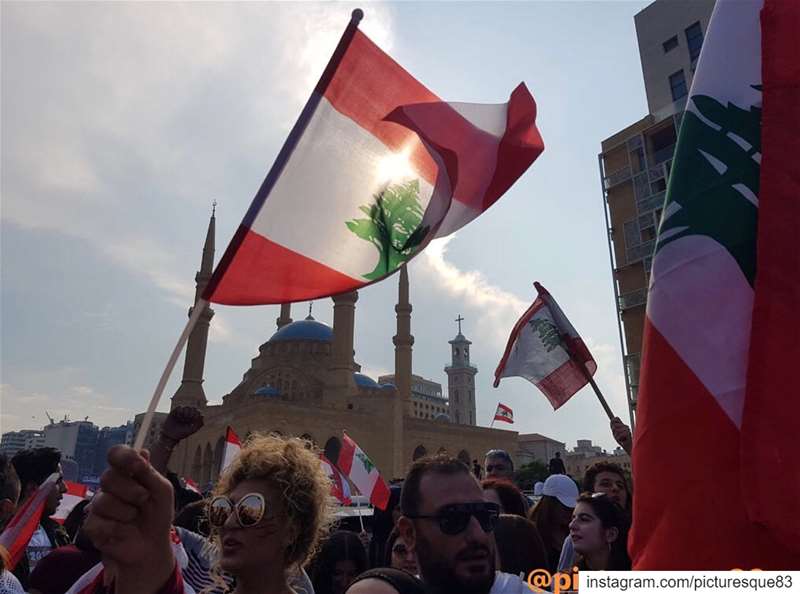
[202, 10, 543, 306]
[493, 403, 514, 424]
[494, 282, 596, 410]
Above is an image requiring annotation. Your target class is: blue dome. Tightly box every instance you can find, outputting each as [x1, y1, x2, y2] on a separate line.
[354, 373, 380, 389]
[269, 319, 333, 343]
[379, 383, 396, 391]
[254, 385, 281, 397]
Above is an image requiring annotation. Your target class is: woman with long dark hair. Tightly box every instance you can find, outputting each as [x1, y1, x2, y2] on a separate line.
[310, 530, 369, 594]
[569, 492, 630, 571]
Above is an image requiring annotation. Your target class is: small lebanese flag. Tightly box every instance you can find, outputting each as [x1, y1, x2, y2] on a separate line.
[202, 11, 543, 306]
[184, 478, 201, 495]
[493, 403, 514, 424]
[0, 472, 58, 570]
[52, 481, 89, 524]
[219, 426, 242, 476]
[337, 432, 390, 510]
[494, 282, 597, 410]
[320, 454, 352, 505]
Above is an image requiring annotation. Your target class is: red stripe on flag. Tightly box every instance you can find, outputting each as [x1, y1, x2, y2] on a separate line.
[631, 322, 797, 569]
[371, 476, 391, 511]
[226, 426, 241, 446]
[740, 0, 800, 556]
[338, 432, 357, 476]
[534, 356, 594, 410]
[206, 227, 360, 305]
[323, 30, 440, 187]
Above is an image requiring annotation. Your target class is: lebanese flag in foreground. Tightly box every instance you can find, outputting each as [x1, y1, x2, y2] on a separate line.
[184, 478, 201, 495]
[337, 432, 390, 510]
[630, 0, 800, 568]
[320, 454, 352, 505]
[0, 473, 58, 570]
[219, 426, 242, 476]
[493, 282, 596, 410]
[203, 10, 543, 305]
[493, 403, 514, 424]
[52, 481, 89, 524]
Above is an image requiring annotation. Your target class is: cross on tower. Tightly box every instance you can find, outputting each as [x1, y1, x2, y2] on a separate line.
[455, 314, 465, 335]
[212, 199, 217, 216]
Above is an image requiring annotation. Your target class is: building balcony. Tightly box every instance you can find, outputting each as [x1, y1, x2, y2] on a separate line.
[651, 144, 676, 165]
[637, 191, 666, 214]
[626, 239, 656, 265]
[604, 165, 632, 189]
[618, 288, 648, 311]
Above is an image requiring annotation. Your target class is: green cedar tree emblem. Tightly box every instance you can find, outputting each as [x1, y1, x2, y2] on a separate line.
[657, 88, 761, 287]
[356, 451, 375, 474]
[346, 180, 430, 281]
[529, 318, 561, 352]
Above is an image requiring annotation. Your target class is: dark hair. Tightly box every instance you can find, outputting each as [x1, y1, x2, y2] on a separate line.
[175, 499, 210, 537]
[369, 484, 402, 567]
[581, 462, 631, 510]
[574, 492, 631, 570]
[347, 568, 427, 594]
[481, 479, 527, 517]
[0, 453, 21, 505]
[383, 526, 401, 567]
[63, 499, 91, 542]
[400, 455, 471, 517]
[11, 447, 62, 490]
[528, 494, 572, 572]
[310, 530, 368, 594]
[494, 514, 548, 577]
[484, 449, 514, 472]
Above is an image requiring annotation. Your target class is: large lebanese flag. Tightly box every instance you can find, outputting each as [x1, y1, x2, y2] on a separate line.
[630, 0, 800, 568]
[337, 432, 390, 511]
[493, 282, 596, 410]
[203, 11, 543, 305]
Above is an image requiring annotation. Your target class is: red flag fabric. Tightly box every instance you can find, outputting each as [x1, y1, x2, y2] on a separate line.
[51, 481, 89, 524]
[493, 403, 514, 424]
[0, 473, 58, 569]
[219, 426, 242, 476]
[494, 282, 596, 410]
[630, 0, 800, 568]
[202, 13, 543, 305]
[319, 454, 352, 505]
[337, 433, 390, 511]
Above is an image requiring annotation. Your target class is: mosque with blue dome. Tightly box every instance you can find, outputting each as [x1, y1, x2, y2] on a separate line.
[155, 210, 518, 484]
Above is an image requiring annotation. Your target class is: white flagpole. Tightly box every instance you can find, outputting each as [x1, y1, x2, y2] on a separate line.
[133, 299, 209, 450]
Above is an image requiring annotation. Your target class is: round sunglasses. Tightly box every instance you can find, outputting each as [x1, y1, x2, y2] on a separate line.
[406, 502, 500, 535]
[208, 493, 268, 528]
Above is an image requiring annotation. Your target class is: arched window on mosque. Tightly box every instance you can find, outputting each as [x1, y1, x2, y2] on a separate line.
[413, 445, 427, 460]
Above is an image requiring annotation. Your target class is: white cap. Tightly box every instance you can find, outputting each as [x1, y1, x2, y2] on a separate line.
[542, 474, 578, 508]
[533, 481, 545, 496]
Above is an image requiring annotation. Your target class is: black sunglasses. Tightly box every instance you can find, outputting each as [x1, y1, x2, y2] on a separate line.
[406, 502, 500, 535]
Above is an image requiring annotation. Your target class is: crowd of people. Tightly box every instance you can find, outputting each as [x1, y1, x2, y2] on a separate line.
[0, 407, 634, 594]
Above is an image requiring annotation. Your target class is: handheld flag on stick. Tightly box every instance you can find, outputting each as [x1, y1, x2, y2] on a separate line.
[133, 8, 544, 450]
[630, 0, 800, 569]
[337, 432, 390, 511]
[0, 473, 58, 570]
[492, 403, 514, 425]
[219, 426, 242, 476]
[320, 454, 353, 505]
[51, 481, 89, 524]
[494, 282, 610, 416]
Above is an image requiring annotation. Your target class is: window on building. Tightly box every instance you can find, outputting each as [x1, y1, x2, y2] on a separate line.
[669, 70, 687, 101]
[662, 35, 678, 53]
[685, 22, 703, 62]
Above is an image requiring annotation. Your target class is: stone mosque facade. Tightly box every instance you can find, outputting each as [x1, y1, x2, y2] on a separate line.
[158, 212, 518, 486]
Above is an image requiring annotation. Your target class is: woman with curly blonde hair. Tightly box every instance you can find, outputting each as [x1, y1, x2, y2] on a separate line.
[206, 434, 336, 593]
[81, 435, 335, 594]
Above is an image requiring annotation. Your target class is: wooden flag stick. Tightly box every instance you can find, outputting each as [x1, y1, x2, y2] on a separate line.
[576, 357, 615, 421]
[133, 299, 209, 450]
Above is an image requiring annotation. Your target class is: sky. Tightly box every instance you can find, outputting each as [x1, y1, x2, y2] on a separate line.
[1, 1, 651, 453]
